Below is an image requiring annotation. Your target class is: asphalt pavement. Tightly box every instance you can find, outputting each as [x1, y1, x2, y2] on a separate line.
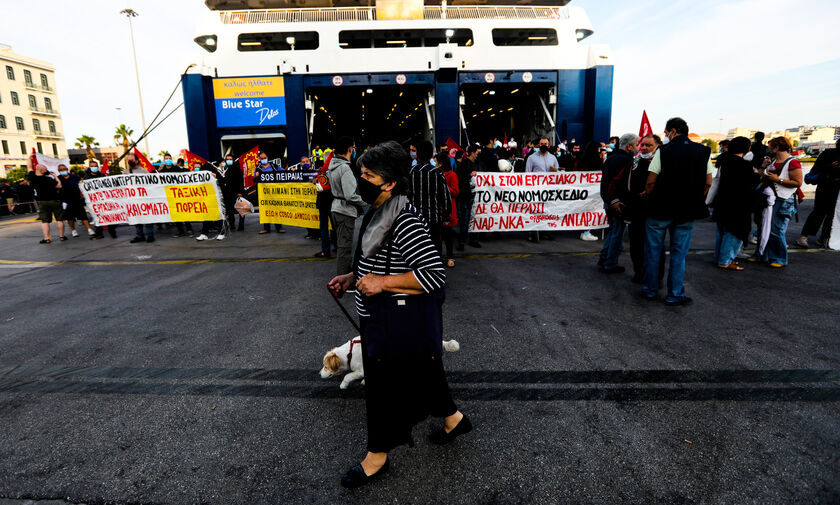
[0, 203, 838, 505]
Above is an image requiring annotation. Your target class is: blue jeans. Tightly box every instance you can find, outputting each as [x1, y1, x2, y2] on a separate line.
[457, 197, 473, 245]
[643, 218, 694, 302]
[599, 215, 626, 269]
[715, 224, 742, 266]
[752, 195, 796, 265]
[134, 224, 154, 239]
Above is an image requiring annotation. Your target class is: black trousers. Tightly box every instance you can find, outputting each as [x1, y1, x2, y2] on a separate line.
[801, 188, 838, 240]
[429, 222, 443, 256]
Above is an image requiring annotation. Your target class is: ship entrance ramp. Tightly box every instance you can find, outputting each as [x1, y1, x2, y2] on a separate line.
[459, 72, 557, 148]
[305, 75, 435, 151]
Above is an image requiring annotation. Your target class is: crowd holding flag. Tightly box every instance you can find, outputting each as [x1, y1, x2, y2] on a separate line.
[179, 149, 209, 169]
[240, 145, 260, 187]
[639, 110, 652, 139]
[133, 147, 156, 173]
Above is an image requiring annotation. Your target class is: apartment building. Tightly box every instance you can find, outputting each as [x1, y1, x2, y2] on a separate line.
[0, 44, 67, 177]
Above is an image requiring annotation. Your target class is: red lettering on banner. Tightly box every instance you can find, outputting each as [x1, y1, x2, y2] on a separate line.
[474, 203, 487, 215]
[474, 174, 491, 187]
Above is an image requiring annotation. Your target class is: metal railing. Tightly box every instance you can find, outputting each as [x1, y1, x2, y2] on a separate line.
[219, 5, 570, 24]
[34, 130, 62, 138]
[29, 105, 60, 115]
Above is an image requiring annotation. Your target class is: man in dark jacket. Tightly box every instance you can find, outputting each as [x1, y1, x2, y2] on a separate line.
[642, 117, 713, 305]
[477, 139, 499, 173]
[598, 133, 639, 273]
[220, 154, 243, 231]
[58, 163, 93, 237]
[455, 144, 481, 250]
[606, 134, 664, 282]
[796, 138, 840, 248]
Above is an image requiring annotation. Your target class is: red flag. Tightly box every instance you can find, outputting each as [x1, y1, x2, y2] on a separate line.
[29, 148, 38, 170]
[240, 145, 260, 187]
[179, 149, 209, 169]
[639, 110, 653, 139]
[445, 138, 463, 153]
[101, 158, 110, 175]
[133, 147, 155, 173]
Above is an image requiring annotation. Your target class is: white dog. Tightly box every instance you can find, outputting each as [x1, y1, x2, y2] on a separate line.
[320, 337, 461, 389]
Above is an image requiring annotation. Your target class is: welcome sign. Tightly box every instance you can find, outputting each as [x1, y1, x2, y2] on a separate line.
[213, 77, 286, 128]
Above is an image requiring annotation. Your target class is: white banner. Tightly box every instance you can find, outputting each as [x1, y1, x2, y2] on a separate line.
[80, 172, 224, 226]
[34, 153, 70, 176]
[469, 172, 609, 232]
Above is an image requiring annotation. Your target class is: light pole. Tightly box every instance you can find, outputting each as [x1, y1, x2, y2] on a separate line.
[719, 118, 724, 134]
[121, 8, 150, 157]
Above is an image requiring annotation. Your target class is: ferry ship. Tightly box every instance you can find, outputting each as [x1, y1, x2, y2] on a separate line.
[182, 0, 613, 163]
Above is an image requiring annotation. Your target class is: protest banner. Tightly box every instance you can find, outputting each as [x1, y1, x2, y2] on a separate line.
[468, 171, 609, 232]
[80, 171, 225, 226]
[257, 170, 324, 228]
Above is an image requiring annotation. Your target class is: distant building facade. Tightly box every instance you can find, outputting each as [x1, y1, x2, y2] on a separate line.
[68, 146, 124, 166]
[0, 45, 67, 177]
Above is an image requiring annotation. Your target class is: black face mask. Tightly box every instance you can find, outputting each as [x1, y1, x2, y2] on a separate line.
[539, 145, 549, 153]
[357, 177, 387, 205]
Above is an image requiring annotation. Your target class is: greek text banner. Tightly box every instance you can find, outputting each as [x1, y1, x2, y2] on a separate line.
[469, 172, 609, 232]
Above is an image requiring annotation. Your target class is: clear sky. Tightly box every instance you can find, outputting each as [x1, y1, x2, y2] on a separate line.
[1, 0, 837, 157]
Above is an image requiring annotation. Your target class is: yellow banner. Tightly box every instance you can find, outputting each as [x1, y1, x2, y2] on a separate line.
[165, 184, 221, 221]
[212, 77, 285, 99]
[258, 182, 324, 228]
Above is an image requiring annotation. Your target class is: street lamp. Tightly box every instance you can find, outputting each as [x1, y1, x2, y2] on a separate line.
[445, 29, 454, 44]
[286, 36, 296, 51]
[121, 8, 150, 157]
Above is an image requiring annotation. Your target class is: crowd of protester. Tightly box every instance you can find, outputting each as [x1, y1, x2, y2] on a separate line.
[3, 123, 837, 295]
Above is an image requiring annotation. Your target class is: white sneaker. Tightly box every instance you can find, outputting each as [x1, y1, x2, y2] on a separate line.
[196, 234, 209, 241]
[86, 228, 95, 236]
[71, 230, 79, 237]
[580, 231, 598, 241]
[748, 235, 758, 244]
[214, 234, 225, 240]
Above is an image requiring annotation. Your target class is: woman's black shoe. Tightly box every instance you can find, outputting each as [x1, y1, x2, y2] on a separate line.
[340, 459, 389, 488]
[429, 415, 473, 445]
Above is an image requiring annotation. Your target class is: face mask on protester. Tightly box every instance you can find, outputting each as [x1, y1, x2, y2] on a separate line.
[409, 151, 417, 160]
[90, 167, 99, 173]
[260, 159, 268, 165]
[639, 152, 655, 160]
[165, 159, 173, 165]
[59, 170, 68, 176]
[357, 176, 387, 205]
[662, 135, 670, 145]
[225, 160, 233, 166]
[609, 143, 615, 149]
[539, 145, 549, 153]
[194, 165, 202, 171]
[302, 163, 311, 170]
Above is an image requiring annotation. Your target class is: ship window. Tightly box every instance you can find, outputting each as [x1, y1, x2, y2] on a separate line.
[492, 28, 558, 46]
[238, 32, 319, 51]
[194, 35, 218, 53]
[339, 29, 473, 49]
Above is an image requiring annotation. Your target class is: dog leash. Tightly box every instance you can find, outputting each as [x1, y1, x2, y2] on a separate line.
[327, 285, 361, 334]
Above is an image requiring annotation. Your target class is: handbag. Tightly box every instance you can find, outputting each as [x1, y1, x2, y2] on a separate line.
[359, 233, 445, 359]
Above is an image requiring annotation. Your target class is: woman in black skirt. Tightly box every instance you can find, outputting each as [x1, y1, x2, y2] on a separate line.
[327, 141, 471, 488]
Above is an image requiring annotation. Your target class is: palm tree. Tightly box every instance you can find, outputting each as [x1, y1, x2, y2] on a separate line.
[114, 124, 134, 155]
[74, 135, 99, 161]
